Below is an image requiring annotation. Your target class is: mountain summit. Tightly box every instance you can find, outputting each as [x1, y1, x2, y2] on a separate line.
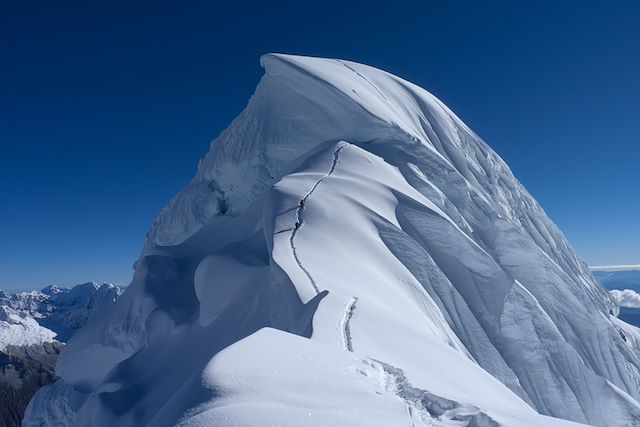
[24, 54, 640, 427]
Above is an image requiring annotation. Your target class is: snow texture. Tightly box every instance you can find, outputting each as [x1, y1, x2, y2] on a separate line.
[24, 54, 640, 427]
[0, 307, 57, 351]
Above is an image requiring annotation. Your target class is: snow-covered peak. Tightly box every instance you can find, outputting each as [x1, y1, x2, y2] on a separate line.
[0, 306, 57, 351]
[0, 281, 123, 345]
[150, 54, 462, 246]
[24, 55, 640, 427]
[148, 54, 601, 310]
[41, 284, 64, 297]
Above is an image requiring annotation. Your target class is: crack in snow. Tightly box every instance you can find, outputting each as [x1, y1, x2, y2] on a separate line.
[336, 60, 390, 102]
[340, 296, 358, 352]
[366, 358, 500, 427]
[289, 143, 348, 295]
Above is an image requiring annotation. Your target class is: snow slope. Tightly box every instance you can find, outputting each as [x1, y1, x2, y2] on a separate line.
[0, 307, 56, 351]
[24, 54, 640, 427]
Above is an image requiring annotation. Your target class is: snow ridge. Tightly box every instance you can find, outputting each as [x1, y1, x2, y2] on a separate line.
[289, 142, 348, 294]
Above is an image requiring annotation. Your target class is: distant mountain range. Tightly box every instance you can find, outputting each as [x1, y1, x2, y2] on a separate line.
[0, 282, 122, 426]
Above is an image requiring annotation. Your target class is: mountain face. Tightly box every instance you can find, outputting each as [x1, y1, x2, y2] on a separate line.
[0, 282, 122, 426]
[0, 342, 62, 427]
[23, 55, 640, 427]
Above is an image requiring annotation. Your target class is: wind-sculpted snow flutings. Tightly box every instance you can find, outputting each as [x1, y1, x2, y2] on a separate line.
[25, 54, 640, 427]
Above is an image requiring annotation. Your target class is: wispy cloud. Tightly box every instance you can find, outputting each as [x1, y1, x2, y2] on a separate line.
[610, 289, 640, 308]
[590, 264, 640, 272]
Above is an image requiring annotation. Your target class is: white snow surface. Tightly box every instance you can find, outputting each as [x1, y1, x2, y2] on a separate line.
[24, 54, 640, 427]
[0, 306, 57, 350]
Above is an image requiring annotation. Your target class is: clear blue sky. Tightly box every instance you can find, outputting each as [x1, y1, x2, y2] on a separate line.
[1, 1, 638, 290]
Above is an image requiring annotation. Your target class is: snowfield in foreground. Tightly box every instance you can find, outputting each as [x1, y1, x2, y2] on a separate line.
[24, 54, 640, 427]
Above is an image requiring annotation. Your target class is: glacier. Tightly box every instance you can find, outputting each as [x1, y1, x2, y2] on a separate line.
[23, 54, 640, 427]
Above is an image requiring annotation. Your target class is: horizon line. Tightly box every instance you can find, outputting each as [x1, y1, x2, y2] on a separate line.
[589, 264, 640, 271]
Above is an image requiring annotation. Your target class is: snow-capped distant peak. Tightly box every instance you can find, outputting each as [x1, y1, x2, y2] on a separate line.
[0, 281, 123, 346]
[0, 306, 57, 351]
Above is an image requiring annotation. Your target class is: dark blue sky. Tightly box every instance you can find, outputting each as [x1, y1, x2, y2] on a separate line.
[1, 1, 638, 290]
